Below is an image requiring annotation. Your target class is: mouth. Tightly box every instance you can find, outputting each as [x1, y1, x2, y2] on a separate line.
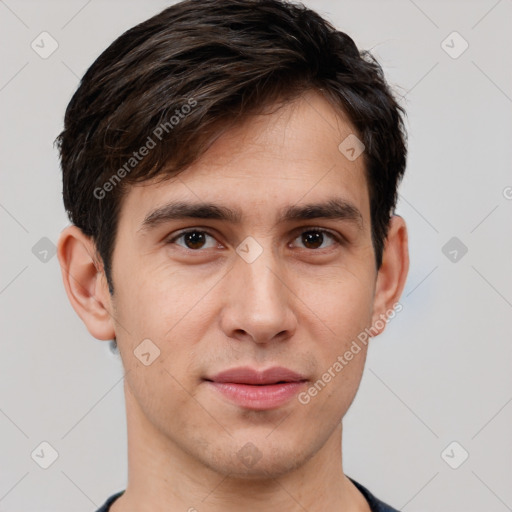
[204, 366, 308, 410]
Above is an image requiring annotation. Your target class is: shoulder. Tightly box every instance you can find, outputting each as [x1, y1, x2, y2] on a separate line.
[348, 477, 401, 512]
[94, 490, 125, 512]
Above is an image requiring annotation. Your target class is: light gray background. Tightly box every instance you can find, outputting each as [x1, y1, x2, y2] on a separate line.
[1, 0, 511, 510]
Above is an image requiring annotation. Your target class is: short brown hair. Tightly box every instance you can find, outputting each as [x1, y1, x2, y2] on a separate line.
[56, 0, 407, 294]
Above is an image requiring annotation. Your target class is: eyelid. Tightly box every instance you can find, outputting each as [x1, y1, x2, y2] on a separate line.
[290, 226, 343, 243]
[289, 227, 344, 250]
[166, 227, 221, 247]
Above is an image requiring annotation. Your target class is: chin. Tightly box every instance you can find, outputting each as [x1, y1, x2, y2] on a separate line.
[198, 438, 313, 480]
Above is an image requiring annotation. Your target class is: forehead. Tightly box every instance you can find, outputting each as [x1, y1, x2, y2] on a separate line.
[119, 91, 370, 230]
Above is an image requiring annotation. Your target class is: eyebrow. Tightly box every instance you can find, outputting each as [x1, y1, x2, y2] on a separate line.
[138, 198, 364, 233]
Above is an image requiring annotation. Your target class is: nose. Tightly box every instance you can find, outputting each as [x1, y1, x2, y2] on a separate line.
[219, 243, 297, 345]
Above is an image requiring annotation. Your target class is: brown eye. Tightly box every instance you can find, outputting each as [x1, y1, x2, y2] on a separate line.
[168, 230, 217, 250]
[293, 229, 339, 250]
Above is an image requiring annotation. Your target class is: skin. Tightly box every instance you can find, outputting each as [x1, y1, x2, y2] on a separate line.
[58, 90, 409, 512]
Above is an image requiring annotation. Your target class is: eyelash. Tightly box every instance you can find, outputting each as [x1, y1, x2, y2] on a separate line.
[166, 227, 343, 251]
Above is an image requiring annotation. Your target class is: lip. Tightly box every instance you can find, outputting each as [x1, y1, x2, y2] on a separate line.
[204, 366, 307, 410]
[207, 366, 306, 385]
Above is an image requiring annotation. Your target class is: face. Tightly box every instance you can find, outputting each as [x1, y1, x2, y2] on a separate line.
[109, 91, 379, 478]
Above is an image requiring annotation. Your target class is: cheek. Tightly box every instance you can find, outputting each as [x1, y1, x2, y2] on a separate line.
[113, 262, 202, 339]
[123, 362, 204, 435]
[298, 270, 373, 398]
[302, 267, 375, 339]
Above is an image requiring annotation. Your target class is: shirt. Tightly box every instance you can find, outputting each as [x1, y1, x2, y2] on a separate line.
[95, 477, 399, 511]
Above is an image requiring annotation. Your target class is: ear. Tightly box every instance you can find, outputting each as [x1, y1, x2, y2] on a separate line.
[57, 225, 115, 341]
[370, 214, 409, 335]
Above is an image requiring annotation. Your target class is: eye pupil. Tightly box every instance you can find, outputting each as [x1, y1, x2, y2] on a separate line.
[302, 231, 323, 249]
[185, 231, 206, 249]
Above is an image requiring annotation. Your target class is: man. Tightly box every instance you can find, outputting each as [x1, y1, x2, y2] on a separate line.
[56, 0, 409, 510]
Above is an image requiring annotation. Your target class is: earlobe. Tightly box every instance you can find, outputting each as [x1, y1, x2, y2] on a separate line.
[57, 225, 116, 341]
[370, 214, 409, 335]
